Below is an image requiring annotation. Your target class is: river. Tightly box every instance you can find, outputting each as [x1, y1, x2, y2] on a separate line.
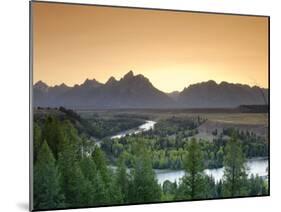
[110, 120, 156, 139]
[109, 120, 268, 185]
[155, 157, 268, 185]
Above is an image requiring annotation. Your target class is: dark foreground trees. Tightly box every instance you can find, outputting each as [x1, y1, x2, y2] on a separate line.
[222, 136, 248, 197]
[33, 117, 162, 210]
[34, 141, 64, 209]
[175, 136, 268, 201]
[129, 143, 162, 203]
[176, 138, 206, 200]
[114, 154, 130, 203]
[221, 134, 269, 197]
[33, 116, 268, 210]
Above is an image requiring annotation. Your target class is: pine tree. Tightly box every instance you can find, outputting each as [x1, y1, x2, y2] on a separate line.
[92, 147, 110, 186]
[92, 147, 113, 204]
[176, 138, 206, 200]
[222, 135, 247, 197]
[93, 172, 109, 205]
[130, 143, 161, 203]
[114, 153, 130, 203]
[41, 118, 90, 207]
[80, 155, 113, 206]
[34, 141, 64, 210]
[42, 116, 67, 159]
[57, 137, 88, 207]
[247, 174, 268, 196]
[79, 156, 98, 206]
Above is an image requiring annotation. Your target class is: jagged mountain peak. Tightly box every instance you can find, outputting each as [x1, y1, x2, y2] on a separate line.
[34, 80, 49, 92]
[106, 76, 117, 85]
[123, 70, 134, 80]
[34, 80, 48, 87]
[81, 78, 102, 88]
[53, 83, 69, 88]
[59, 83, 68, 87]
[33, 74, 268, 109]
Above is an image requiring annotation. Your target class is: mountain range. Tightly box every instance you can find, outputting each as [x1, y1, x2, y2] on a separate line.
[33, 71, 268, 109]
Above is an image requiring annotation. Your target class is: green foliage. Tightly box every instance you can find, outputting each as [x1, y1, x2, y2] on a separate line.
[81, 155, 112, 205]
[42, 116, 67, 159]
[83, 112, 145, 138]
[79, 157, 98, 205]
[153, 116, 205, 137]
[222, 128, 268, 158]
[92, 147, 110, 186]
[58, 107, 103, 138]
[222, 135, 247, 197]
[162, 180, 177, 199]
[33, 113, 269, 209]
[247, 174, 268, 196]
[34, 141, 64, 210]
[176, 138, 206, 200]
[114, 154, 130, 203]
[129, 143, 162, 203]
[102, 135, 189, 170]
[184, 138, 204, 174]
[57, 142, 87, 207]
[102, 122, 267, 171]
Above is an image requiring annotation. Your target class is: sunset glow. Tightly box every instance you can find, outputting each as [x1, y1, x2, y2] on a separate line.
[33, 2, 268, 92]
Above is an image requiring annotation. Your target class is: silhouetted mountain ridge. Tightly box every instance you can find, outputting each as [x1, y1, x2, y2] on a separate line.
[178, 80, 268, 108]
[33, 72, 268, 109]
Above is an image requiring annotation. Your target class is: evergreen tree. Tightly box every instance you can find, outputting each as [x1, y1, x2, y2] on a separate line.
[222, 136, 247, 197]
[92, 147, 116, 204]
[57, 137, 88, 207]
[42, 116, 67, 159]
[79, 156, 99, 206]
[92, 147, 110, 186]
[176, 138, 206, 200]
[93, 172, 109, 205]
[80, 155, 113, 206]
[203, 175, 217, 199]
[130, 143, 161, 203]
[114, 154, 130, 203]
[247, 174, 268, 196]
[62, 120, 81, 158]
[34, 141, 64, 210]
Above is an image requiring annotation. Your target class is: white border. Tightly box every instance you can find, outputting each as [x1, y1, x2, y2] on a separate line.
[1, 0, 280, 212]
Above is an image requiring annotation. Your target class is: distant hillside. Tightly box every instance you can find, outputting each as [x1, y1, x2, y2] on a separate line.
[178, 80, 268, 108]
[34, 107, 146, 139]
[34, 72, 268, 109]
[34, 107, 96, 137]
[167, 91, 180, 101]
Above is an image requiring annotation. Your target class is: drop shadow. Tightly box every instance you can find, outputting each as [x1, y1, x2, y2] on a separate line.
[17, 202, 29, 211]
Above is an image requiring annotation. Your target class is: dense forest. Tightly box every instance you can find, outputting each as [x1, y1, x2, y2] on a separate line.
[35, 107, 146, 139]
[102, 117, 268, 170]
[33, 112, 268, 210]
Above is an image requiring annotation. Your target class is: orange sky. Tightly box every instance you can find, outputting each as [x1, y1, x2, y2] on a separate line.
[32, 2, 268, 92]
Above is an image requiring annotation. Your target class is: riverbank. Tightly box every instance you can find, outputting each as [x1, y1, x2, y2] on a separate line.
[155, 157, 268, 185]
